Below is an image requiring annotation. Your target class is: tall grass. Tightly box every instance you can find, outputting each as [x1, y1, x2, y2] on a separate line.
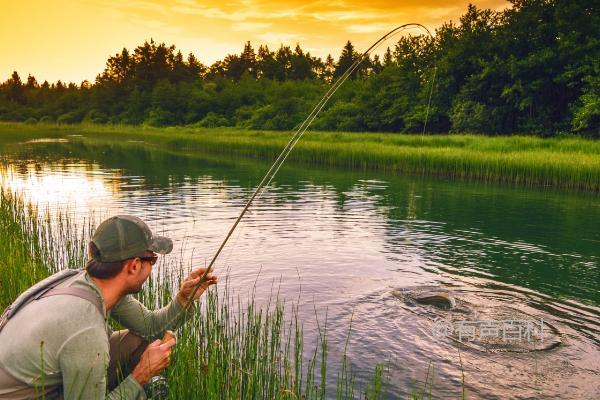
[1, 122, 599, 191]
[0, 189, 409, 399]
[0, 189, 90, 309]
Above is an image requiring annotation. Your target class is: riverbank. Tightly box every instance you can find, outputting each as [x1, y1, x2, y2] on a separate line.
[1, 122, 599, 191]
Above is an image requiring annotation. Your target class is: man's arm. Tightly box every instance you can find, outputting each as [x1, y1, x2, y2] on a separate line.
[110, 296, 189, 342]
[58, 326, 146, 400]
[111, 268, 217, 341]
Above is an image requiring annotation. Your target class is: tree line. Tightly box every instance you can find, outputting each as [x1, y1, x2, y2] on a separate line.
[0, 0, 598, 137]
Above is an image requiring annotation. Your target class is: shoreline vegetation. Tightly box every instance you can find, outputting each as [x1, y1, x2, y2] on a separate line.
[2, 122, 600, 192]
[0, 189, 442, 399]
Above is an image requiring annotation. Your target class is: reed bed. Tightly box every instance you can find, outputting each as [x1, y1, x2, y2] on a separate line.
[1, 189, 444, 399]
[2, 122, 598, 192]
[0, 190, 90, 309]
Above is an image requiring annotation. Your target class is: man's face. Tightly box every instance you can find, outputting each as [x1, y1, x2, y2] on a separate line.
[127, 251, 158, 294]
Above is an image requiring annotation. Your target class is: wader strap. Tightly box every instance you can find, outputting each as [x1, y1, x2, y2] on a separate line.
[0, 269, 81, 333]
[39, 287, 103, 315]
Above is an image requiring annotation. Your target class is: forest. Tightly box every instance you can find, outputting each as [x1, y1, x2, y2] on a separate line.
[0, 0, 598, 137]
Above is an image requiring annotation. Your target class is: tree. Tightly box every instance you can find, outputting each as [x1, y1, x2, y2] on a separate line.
[289, 44, 313, 80]
[220, 42, 258, 81]
[147, 79, 180, 125]
[334, 41, 362, 80]
[222, 54, 244, 81]
[240, 41, 257, 79]
[322, 54, 335, 83]
[186, 53, 206, 79]
[274, 45, 292, 81]
[572, 66, 600, 137]
[309, 54, 325, 80]
[208, 60, 227, 77]
[170, 51, 188, 83]
[371, 55, 383, 74]
[6, 71, 25, 103]
[257, 45, 277, 79]
[26, 74, 38, 89]
[98, 48, 132, 87]
[130, 39, 174, 90]
[382, 47, 394, 67]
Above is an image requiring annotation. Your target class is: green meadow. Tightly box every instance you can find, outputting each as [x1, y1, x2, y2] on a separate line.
[2, 122, 599, 191]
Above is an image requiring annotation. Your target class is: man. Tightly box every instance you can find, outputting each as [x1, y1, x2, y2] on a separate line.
[0, 215, 217, 399]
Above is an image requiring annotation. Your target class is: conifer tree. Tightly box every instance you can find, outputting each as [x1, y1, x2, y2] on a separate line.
[240, 41, 257, 78]
[323, 54, 335, 83]
[26, 74, 38, 89]
[383, 47, 394, 67]
[7, 71, 25, 103]
[334, 41, 360, 79]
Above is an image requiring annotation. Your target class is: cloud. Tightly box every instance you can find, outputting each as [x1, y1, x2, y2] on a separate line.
[232, 22, 272, 32]
[423, 6, 463, 20]
[128, 17, 184, 34]
[125, 0, 167, 13]
[311, 10, 383, 22]
[257, 32, 305, 45]
[171, 5, 238, 19]
[170, 2, 300, 21]
[346, 23, 391, 34]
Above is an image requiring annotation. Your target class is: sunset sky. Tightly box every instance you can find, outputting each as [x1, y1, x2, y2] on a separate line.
[1, 0, 509, 84]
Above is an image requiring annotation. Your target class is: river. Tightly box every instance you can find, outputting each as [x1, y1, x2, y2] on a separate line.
[1, 134, 599, 399]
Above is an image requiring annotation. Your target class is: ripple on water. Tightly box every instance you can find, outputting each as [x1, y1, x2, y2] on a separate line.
[393, 285, 563, 353]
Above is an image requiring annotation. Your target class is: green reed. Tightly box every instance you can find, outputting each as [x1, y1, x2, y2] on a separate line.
[0, 189, 398, 399]
[0, 189, 92, 307]
[2, 122, 598, 191]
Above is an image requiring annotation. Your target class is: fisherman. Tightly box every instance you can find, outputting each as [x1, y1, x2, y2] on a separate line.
[0, 215, 217, 399]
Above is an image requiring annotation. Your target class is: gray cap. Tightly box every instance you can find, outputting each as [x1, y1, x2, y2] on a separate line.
[91, 215, 173, 262]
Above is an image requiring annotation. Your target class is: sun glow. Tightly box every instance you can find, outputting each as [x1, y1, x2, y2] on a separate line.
[0, 162, 114, 212]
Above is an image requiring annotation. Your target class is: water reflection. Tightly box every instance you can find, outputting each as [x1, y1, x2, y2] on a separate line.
[1, 137, 599, 398]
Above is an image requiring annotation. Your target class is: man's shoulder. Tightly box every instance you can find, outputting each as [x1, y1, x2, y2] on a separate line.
[24, 292, 105, 328]
[56, 270, 105, 312]
[3, 270, 104, 331]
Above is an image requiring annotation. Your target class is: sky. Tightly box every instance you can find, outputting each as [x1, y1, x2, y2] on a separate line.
[0, 0, 509, 84]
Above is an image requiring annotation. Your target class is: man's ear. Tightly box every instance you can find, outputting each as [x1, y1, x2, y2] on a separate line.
[122, 258, 140, 276]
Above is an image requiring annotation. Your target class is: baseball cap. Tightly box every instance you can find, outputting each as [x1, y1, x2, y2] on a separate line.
[91, 215, 173, 262]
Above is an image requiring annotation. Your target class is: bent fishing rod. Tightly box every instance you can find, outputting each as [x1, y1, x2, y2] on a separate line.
[182, 23, 434, 309]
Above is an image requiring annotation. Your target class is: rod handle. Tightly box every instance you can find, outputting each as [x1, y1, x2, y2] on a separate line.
[161, 330, 175, 344]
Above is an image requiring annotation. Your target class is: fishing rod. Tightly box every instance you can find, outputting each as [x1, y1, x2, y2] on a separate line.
[181, 23, 434, 309]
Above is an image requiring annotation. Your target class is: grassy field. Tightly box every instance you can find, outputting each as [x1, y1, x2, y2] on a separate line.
[1, 122, 600, 191]
[0, 190, 445, 399]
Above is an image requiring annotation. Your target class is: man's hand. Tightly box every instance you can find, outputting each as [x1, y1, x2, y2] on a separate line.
[176, 268, 218, 308]
[132, 338, 176, 386]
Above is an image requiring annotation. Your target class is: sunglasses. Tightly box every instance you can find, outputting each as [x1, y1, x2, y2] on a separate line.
[138, 255, 159, 265]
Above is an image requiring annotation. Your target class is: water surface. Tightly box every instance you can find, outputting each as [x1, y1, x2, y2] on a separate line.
[1, 135, 599, 398]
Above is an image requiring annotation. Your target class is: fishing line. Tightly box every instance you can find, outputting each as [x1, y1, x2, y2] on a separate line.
[183, 23, 435, 308]
[422, 66, 437, 136]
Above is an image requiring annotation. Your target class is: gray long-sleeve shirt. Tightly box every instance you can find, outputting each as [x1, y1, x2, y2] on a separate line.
[0, 270, 190, 399]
